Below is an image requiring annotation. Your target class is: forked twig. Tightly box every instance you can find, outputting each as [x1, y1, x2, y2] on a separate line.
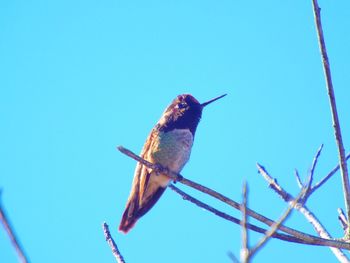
[309, 153, 350, 196]
[257, 163, 349, 262]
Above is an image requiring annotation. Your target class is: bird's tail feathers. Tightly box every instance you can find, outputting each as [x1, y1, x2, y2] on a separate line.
[119, 201, 138, 233]
[119, 186, 166, 233]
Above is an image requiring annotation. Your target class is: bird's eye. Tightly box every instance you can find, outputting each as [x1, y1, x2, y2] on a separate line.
[178, 102, 186, 109]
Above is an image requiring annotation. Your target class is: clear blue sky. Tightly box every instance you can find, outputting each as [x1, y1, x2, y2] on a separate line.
[1, 0, 350, 262]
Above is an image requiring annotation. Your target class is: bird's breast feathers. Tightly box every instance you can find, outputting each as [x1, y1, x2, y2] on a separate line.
[149, 128, 194, 174]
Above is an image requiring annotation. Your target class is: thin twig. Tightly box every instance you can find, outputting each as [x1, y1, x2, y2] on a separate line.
[338, 208, 349, 234]
[0, 191, 29, 263]
[312, 0, 350, 225]
[241, 182, 249, 263]
[295, 169, 303, 189]
[249, 183, 307, 259]
[303, 145, 323, 201]
[118, 146, 350, 250]
[168, 185, 308, 245]
[227, 251, 240, 263]
[256, 163, 293, 202]
[102, 222, 126, 263]
[308, 144, 324, 188]
[257, 163, 350, 262]
[310, 153, 350, 196]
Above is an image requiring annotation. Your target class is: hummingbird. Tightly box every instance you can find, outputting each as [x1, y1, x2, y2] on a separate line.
[119, 93, 226, 233]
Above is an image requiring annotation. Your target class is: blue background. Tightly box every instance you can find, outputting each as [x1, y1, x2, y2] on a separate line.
[1, 0, 350, 262]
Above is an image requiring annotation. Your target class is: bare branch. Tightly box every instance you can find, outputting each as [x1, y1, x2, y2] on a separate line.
[0, 191, 29, 263]
[118, 145, 350, 250]
[168, 184, 308, 245]
[102, 222, 126, 263]
[240, 182, 249, 263]
[312, 0, 350, 224]
[249, 183, 307, 259]
[257, 163, 350, 262]
[310, 153, 350, 196]
[256, 163, 293, 202]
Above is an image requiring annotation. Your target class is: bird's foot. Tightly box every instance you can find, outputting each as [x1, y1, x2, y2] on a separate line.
[154, 163, 167, 175]
[173, 174, 183, 183]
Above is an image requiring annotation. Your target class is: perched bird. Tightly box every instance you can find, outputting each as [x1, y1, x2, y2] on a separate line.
[119, 93, 226, 233]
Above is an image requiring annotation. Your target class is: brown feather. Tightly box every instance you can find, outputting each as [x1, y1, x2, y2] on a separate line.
[119, 173, 167, 233]
[119, 129, 166, 233]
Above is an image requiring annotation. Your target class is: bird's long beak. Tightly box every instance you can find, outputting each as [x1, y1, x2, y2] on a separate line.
[201, 94, 227, 108]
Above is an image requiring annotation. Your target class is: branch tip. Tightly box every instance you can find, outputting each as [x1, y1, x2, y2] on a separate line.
[102, 222, 126, 263]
